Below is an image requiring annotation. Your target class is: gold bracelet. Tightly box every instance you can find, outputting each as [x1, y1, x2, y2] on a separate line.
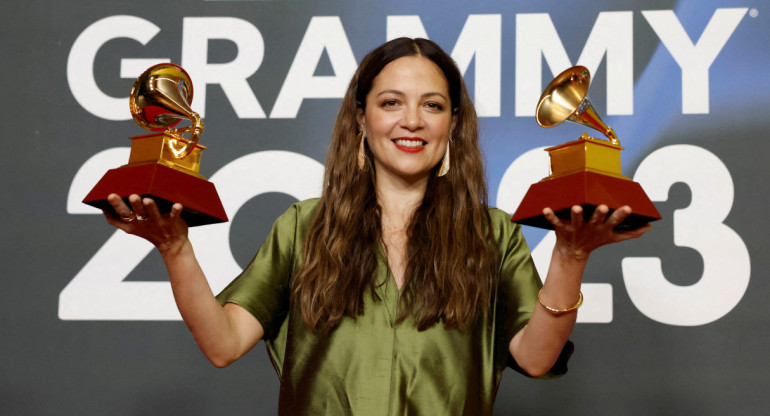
[537, 289, 583, 314]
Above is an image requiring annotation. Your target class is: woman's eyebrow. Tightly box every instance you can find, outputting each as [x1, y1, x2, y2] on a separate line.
[376, 89, 448, 101]
[376, 89, 404, 97]
[422, 91, 449, 101]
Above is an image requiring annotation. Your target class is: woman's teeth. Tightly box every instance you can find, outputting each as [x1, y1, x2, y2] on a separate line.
[394, 139, 425, 147]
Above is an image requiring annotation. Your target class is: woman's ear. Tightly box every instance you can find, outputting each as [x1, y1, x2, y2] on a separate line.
[356, 107, 365, 133]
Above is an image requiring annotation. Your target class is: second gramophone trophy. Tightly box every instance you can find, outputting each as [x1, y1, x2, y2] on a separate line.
[83, 63, 228, 226]
[512, 66, 661, 230]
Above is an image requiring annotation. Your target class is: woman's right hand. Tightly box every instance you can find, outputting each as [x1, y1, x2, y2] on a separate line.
[105, 193, 263, 365]
[103, 193, 189, 256]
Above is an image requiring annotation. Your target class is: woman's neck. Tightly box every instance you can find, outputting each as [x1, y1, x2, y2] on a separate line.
[375, 172, 429, 289]
[375, 173, 428, 227]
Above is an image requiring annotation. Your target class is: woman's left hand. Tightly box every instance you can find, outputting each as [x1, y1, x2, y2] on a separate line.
[543, 205, 651, 262]
[511, 205, 649, 377]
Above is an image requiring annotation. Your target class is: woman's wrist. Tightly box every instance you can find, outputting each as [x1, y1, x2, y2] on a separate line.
[552, 240, 591, 264]
[158, 237, 192, 260]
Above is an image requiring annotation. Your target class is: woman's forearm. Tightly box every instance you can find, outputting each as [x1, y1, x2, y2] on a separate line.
[509, 246, 586, 377]
[162, 240, 264, 367]
[104, 194, 265, 367]
[511, 205, 650, 376]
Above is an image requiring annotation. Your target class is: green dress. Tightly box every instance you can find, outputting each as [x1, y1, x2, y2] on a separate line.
[216, 199, 571, 415]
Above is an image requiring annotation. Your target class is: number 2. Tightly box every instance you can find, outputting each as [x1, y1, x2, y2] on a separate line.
[60, 149, 323, 320]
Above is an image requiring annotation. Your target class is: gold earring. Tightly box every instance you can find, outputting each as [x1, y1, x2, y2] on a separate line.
[437, 140, 450, 177]
[357, 132, 366, 170]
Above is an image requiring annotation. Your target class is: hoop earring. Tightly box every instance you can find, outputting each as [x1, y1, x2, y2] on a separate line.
[357, 132, 367, 170]
[437, 139, 451, 177]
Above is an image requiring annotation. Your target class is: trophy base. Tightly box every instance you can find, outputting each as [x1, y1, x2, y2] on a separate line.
[511, 171, 661, 230]
[83, 163, 228, 227]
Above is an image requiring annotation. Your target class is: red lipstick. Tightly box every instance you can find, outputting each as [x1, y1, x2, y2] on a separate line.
[392, 137, 426, 153]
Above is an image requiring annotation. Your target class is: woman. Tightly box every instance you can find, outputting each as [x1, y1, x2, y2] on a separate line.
[104, 38, 649, 414]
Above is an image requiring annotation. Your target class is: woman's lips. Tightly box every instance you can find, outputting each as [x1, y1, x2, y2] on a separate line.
[392, 137, 426, 153]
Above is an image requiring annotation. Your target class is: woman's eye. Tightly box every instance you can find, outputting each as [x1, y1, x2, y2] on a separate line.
[382, 99, 398, 107]
[425, 102, 444, 111]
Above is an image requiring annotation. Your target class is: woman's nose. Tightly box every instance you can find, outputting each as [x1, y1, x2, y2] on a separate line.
[401, 107, 424, 130]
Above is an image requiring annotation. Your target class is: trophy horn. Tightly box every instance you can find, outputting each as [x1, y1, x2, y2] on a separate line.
[129, 63, 204, 159]
[535, 66, 619, 145]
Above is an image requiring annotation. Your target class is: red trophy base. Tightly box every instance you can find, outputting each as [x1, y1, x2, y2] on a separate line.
[82, 163, 228, 227]
[511, 171, 661, 230]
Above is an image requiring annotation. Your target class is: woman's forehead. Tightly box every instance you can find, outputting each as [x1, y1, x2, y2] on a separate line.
[368, 56, 449, 97]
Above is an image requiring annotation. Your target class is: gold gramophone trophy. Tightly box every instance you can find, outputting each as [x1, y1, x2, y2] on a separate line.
[83, 63, 228, 226]
[512, 66, 660, 230]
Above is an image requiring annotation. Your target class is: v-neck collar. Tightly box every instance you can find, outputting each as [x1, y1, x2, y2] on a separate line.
[376, 256, 401, 326]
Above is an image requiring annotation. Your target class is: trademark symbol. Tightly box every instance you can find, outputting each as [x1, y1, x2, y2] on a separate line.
[749, 9, 758, 18]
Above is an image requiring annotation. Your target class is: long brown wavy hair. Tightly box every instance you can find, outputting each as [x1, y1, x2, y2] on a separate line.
[291, 38, 499, 332]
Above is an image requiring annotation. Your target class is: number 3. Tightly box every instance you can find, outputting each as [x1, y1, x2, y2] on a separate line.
[498, 144, 750, 325]
[622, 145, 750, 326]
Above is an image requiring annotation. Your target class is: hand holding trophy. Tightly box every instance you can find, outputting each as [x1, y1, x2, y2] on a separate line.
[512, 66, 661, 230]
[83, 64, 228, 227]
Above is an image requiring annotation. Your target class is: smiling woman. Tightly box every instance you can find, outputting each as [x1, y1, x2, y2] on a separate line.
[102, 37, 649, 415]
[357, 55, 454, 187]
[295, 38, 497, 335]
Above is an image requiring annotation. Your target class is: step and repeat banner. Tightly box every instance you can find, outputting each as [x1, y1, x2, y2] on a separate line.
[3, 0, 768, 414]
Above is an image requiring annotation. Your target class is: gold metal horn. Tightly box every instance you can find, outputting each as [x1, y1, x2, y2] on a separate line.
[535, 66, 619, 145]
[129, 63, 204, 159]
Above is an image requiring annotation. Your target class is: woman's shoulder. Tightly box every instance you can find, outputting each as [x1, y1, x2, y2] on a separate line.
[277, 198, 320, 221]
[279, 197, 320, 214]
[291, 198, 321, 212]
[486, 206, 524, 242]
[486, 206, 517, 228]
[487, 206, 512, 222]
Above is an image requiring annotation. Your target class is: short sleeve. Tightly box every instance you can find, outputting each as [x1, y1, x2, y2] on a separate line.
[215, 201, 309, 340]
[489, 208, 573, 378]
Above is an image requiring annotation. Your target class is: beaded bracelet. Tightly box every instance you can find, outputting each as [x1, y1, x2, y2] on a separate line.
[537, 289, 583, 314]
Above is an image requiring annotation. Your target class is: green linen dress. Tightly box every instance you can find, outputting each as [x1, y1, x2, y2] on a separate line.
[216, 199, 571, 415]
